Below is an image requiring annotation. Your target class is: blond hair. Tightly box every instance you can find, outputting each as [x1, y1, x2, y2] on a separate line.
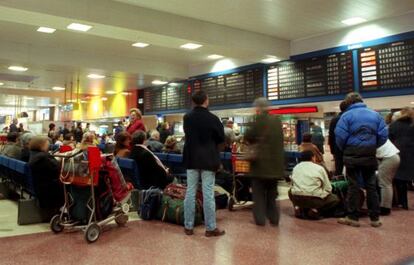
[130, 108, 142, 119]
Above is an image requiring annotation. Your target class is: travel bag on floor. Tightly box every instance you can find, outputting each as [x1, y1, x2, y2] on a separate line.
[138, 187, 162, 220]
[156, 195, 203, 226]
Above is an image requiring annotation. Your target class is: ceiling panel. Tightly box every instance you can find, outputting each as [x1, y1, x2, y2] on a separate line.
[116, 0, 414, 40]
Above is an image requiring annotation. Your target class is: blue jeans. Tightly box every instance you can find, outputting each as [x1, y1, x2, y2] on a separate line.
[184, 169, 216, 231]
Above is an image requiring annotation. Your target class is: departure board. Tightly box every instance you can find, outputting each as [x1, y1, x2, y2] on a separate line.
[359, 40, 414, 91]
[266, 51, 353, 100]
[192, 68, 263, 106]
[142, 82, 190, 113]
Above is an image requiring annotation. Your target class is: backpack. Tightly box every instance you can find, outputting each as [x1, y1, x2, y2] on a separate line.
[138, 187, 162, 220]
[156, 195, 203, 226]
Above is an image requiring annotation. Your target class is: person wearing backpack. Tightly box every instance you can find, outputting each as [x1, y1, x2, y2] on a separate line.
[183, 90, 225, 237]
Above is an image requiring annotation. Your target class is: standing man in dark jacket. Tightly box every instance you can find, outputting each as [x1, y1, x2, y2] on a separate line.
[183, 90, 225, 237]
[74, 122, 83, 143]
[310, 122, 325, 154]
[335, 93, 387, 227]
[328, 101, 347, 175]
[245, 98, 285, 226]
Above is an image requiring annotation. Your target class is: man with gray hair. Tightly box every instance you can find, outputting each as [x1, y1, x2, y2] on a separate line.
[245, 97, 285, 226]
[146, 129, 164, 153]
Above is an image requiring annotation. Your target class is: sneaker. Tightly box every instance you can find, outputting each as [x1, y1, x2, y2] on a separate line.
[370, 220, 382, 228]
[184, 228, 194, 236]
[380, 207, 391, 216]
[205, 228, 225, 237]
[307, 208, 321, 220]
[294, 206, 302, 218]
[338, 217, 360, 227]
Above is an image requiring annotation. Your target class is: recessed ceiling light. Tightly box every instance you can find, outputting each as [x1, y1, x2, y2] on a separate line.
[52, 86, 65, 91]
[169, 82, 179, 86]
[37, 27, 56, 33]
[132, 42, 150, 48]
[208, 54, 224, 60]
[121, 92, 131, 95]
[106, 90, 116, 95]
[8, 66, 28, 72]
[180, 43, 203, 50]
[341, 17, 367, 26]
[67, 23, 92, 32]
[87, 74, 105, 79]
[262, 56, 280, 64]
[101, 97, 108, 101]
[0, 82, 4, 86]
[152, 80, 168, 85]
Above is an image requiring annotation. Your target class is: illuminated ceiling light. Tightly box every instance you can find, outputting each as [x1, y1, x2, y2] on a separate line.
[25, 97, 34, 100]
[152, 80, 168, 85]
[132, 42, 149, 48]
[80, 100, 87, 103]
[106, 90, 116, 95]
[37, 27, 56, 33]
[0, 82, 4, 86]
[208, 54, 224, 60]
[261, 56, 280, 64]
[101, 97, 108, 101]
[67, 23, 92, 32]
[341, 17, 367, 26]
[52, 86, 65, 91]
[169, 82, 179, 86]
[411, 102, 414, 105]
[8, 66, 28, 72]
[87, 73, 105, 79]
[180, 43, 203, 50]
[121, 92, 131, 95]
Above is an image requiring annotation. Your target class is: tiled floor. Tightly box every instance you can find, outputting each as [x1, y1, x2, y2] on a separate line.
[1, 194, 414, 265]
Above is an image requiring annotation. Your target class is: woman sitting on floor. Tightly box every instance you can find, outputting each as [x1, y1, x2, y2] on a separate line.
[298, 133, 324, 164]
[289, 150, 340, 219]
[129, 130, 174, 189]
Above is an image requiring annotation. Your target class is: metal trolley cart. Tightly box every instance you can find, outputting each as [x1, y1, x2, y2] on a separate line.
[227, 153, 253, 211]
[50, 146, 130, 243]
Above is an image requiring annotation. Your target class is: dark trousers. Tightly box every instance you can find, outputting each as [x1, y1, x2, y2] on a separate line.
[394, 179, 409, 209]
[288, 191, 340, 214]
[333, 153, 344, 176]
[251, 179, 279, 226]
[346, 166, 379, 221]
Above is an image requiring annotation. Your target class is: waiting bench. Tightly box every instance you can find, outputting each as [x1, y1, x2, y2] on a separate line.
[0, 155, 54, 225]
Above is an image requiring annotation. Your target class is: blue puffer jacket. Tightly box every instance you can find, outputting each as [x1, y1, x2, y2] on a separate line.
[335, 102, 387, 167]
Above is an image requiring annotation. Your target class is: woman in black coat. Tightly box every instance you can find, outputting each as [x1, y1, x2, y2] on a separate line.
[28, 136, 63, 209]
[389, 108, 414, 209]
[129, 130, 173, 189]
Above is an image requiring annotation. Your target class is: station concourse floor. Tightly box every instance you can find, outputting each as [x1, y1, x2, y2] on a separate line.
[1, 190, 414, 265]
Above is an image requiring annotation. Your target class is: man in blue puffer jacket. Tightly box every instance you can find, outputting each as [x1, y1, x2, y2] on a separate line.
[335, 92, 387, 228]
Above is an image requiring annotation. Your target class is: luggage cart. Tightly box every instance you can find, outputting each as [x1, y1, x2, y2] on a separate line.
[50, 146, 130, 243]
[227, 153, 253, 211]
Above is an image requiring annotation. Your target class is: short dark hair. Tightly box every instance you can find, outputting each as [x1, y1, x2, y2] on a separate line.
[339, 101, 348, 112]
[64, 133, 73, 141]
[7, 132, 19, 142]
[309, 122, 315, 126]
[49, 123, 55, 130]
[192, 90, 207, 106]
[29, 136, 49, 152]
[300, 150, 314, 162]
[302, 133, 312, 143]
[344, 92, 363, 106]
[131, 130, 146, 145]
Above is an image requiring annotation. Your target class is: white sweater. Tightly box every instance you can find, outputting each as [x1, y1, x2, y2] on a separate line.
[290, 162, 332, 199]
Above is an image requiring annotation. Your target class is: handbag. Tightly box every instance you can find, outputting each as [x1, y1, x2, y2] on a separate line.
[163, 183, 203, 205]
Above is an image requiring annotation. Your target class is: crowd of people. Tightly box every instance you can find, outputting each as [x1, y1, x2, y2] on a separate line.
[1, 90, 413, 235]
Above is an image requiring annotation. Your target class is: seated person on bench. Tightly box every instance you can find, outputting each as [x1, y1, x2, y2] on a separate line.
[129, 130, 174, 189]
[0, 132, 21, 159]
[289, 150, 339, 219]
[28, 136, 63, 209]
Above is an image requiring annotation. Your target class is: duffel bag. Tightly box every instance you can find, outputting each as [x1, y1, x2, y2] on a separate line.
[138, 187, 162, 220]
[164, 183, 203, 204]
[157, 195, 203, 226]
